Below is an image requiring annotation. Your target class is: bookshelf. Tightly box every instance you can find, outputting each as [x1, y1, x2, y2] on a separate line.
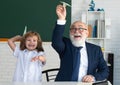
[83, 11, 111, 60]
[86, 11, 105, 38]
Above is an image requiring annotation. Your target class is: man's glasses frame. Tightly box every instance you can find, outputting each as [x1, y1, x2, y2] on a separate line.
[70, 27, 87, 32]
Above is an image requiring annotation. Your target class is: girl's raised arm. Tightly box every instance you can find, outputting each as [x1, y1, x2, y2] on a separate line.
[8, 35, 22, 51]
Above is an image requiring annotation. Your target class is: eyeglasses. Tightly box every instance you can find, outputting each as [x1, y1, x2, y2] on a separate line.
[70, 27, 87, 32]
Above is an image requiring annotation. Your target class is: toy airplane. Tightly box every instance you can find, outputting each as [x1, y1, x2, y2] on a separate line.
[23, 26, 27, 35]
[60, 1, 71, 7]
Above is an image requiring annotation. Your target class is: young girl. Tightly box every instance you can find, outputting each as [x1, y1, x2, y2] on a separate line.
[8, 31, 46, 82]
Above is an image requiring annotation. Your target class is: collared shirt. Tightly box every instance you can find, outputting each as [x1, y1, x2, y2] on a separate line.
[78, 43, 88, 81]
[13, 46, 45, 82]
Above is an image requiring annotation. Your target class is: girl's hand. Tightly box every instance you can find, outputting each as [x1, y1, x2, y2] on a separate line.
[31, 56, 39, 62]
[38, 56, 46, 62]
[31, 56, 46, 63]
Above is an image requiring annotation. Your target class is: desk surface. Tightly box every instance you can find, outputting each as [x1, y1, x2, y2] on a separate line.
[0, 81, 112, 85]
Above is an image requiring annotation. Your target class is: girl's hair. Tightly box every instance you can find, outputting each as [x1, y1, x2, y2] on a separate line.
[20, 31, 44, 52]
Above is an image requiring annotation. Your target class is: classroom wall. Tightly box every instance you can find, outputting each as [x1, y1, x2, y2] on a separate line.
[0, 0, 120, 85]
[72, 0, 120, 85]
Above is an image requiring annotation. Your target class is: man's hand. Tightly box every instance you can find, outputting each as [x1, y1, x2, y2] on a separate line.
[82, 75, 95, 83]
[56, 5, 66, 20]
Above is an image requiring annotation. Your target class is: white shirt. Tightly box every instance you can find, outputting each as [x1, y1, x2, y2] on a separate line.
[78, 43, 88, 81]
[13, 46, 45, 82]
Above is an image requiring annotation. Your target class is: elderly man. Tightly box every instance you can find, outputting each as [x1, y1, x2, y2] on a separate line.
[51, 5, 109, 82]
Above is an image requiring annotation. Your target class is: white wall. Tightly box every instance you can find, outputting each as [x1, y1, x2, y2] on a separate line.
[72, 0, 120, 85]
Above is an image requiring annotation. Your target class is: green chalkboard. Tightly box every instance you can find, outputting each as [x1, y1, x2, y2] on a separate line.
[0, 0, 71, 41]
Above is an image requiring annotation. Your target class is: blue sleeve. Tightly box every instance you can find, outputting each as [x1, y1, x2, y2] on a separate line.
[51, 22, 66, 54]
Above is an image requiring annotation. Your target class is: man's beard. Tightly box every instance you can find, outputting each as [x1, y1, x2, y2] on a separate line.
[70, 34, 86, 47]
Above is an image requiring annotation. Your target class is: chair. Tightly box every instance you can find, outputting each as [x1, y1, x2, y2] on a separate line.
[42, 68, 59, 82]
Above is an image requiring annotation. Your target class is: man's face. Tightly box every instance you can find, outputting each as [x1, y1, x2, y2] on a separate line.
[69, 21, 89, 47]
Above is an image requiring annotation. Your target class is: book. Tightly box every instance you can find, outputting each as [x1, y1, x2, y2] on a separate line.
[92, 80, 108, 85]
[92, 20, 97, 38]
[88, 25, 92, 37]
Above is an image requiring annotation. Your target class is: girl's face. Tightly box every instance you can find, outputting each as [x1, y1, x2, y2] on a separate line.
[25, 36, 38, 51]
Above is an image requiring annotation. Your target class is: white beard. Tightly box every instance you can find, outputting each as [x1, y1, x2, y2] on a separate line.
[70, 34, 86, 47]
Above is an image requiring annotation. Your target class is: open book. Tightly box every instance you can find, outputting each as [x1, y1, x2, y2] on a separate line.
[92, 80, 109, 85]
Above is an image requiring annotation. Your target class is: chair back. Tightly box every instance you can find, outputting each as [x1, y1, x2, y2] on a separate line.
[42, 68, 59, 82]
